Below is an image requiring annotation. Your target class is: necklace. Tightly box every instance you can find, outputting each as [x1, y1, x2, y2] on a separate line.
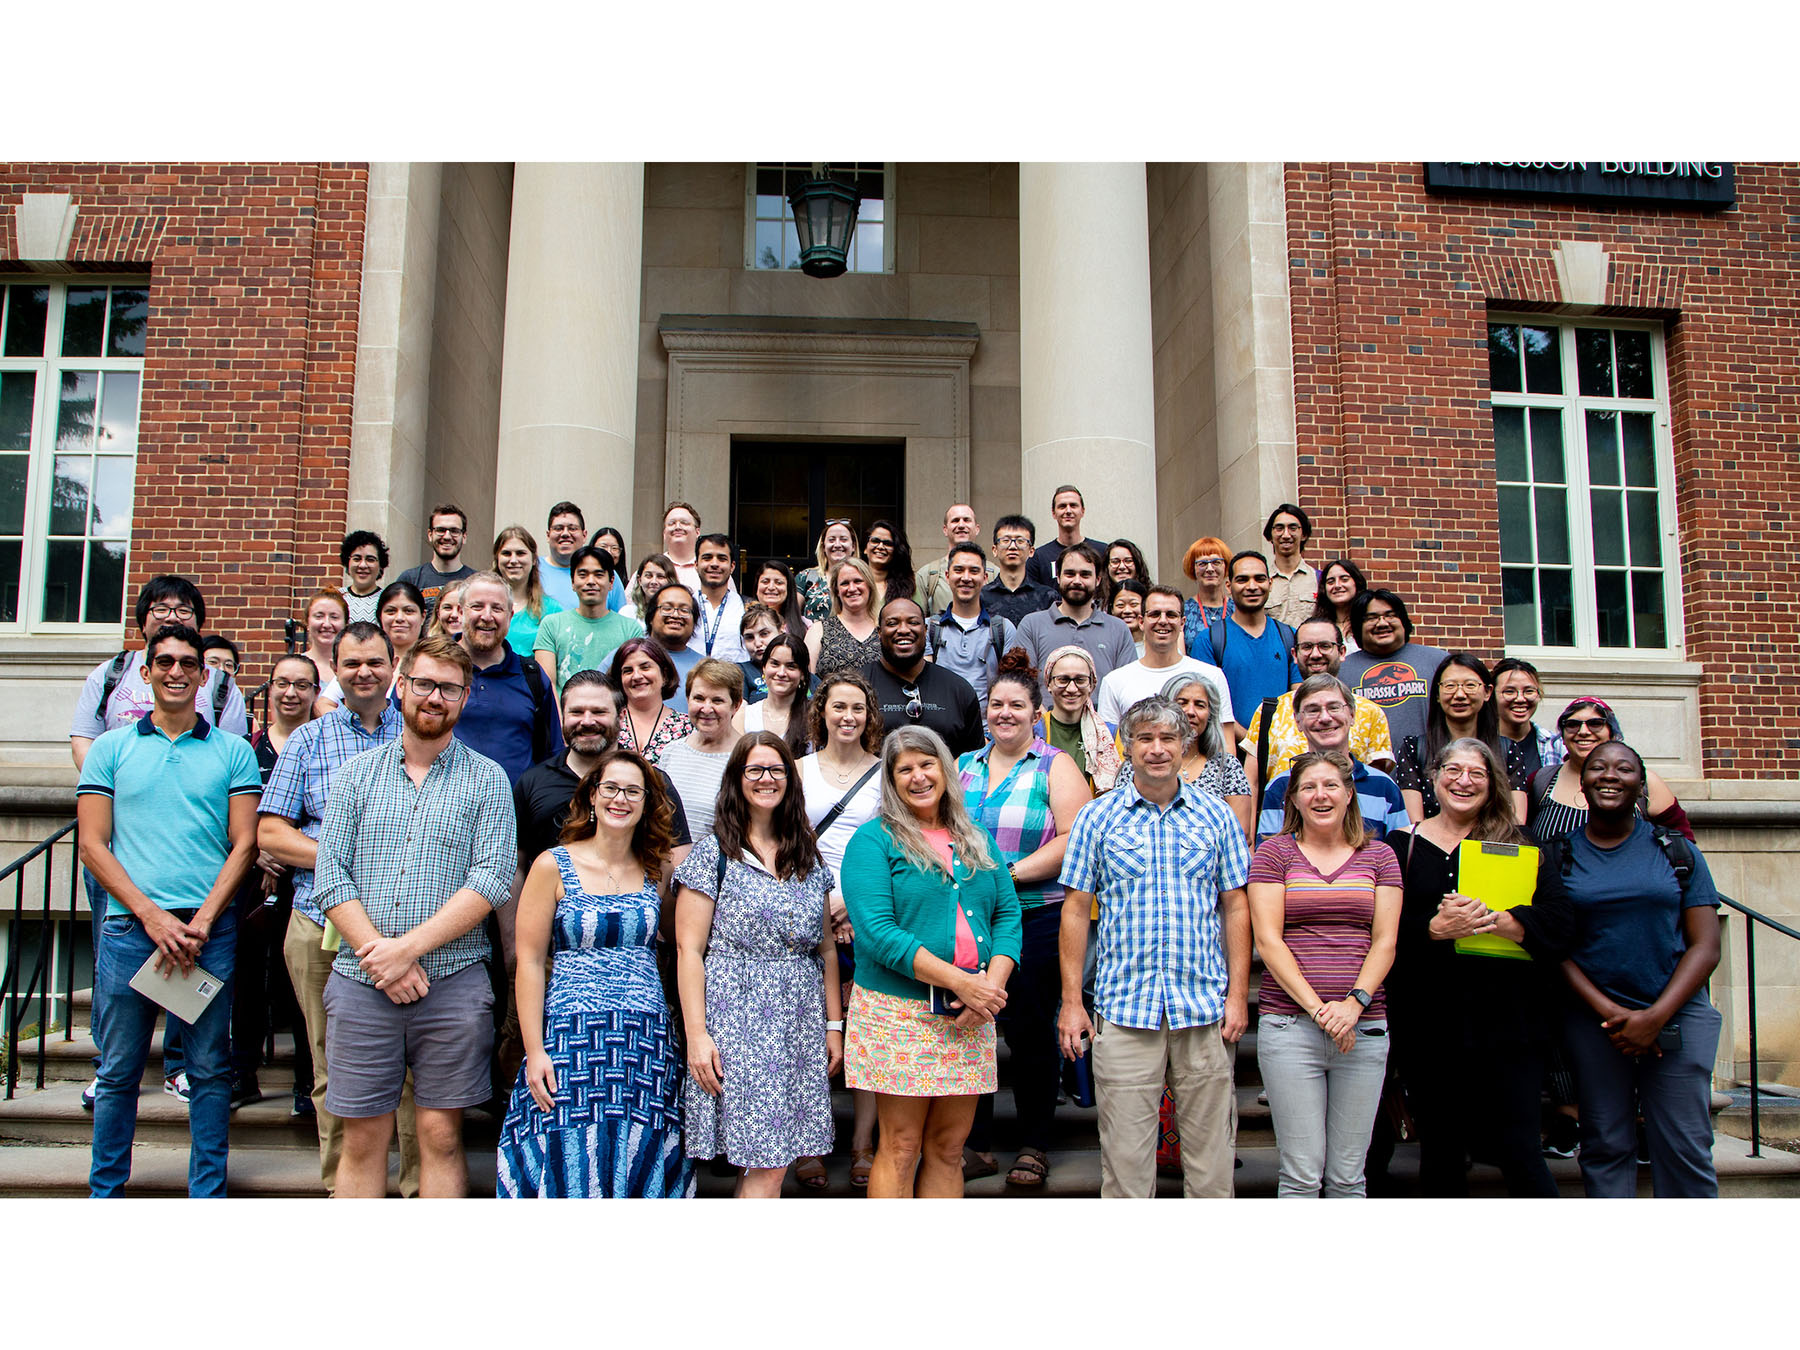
[820, 747, 869, 782]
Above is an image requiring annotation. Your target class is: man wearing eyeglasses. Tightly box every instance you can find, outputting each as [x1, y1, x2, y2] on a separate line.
[982, 514, 1060, 627]
[77, 624, 262, 1196]
[1240, 619, 1395, 805]
[861, 595, 984, 757]
[646, 583, 703, 713]
[1255, 674, 1409, 846]
[536, 500, 588, 613]
[313, 633, 517, 1199]
[396, 503, 477, 619]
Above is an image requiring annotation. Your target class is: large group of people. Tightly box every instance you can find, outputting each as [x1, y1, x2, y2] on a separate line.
[69, 484, 1727, 1201]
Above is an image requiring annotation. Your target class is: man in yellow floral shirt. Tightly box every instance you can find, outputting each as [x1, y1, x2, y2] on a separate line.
[1242, 618, 1393, 796]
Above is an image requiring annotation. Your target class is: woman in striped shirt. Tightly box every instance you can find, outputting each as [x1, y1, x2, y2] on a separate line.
[1247, 749, 1402, 1198]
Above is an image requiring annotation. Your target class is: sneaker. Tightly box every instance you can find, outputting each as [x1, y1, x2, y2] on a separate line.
[230, 1078, 263, 1111]
[81, 1077, 98, 1111]
[1542, 1115, 1579, 1159]
[291, 1093, 316, 1120]
[1635, 1122, 1652, 1166]
[163, 1071, 192, 1104]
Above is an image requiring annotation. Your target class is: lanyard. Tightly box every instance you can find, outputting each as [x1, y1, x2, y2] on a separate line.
[698, 592, 728, 654]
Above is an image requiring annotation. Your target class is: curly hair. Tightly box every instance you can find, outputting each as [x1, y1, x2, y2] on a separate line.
[712, 732, 822, 882]
[805, 670, 885, 756]
[559, 749, 675, 883]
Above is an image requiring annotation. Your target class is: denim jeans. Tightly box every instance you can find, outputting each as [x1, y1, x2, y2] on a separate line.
[968, 904, 1065, 1153]
[1258, 1012, 1389, 1198]
[90, 909, 237, 1197]
[86, 869, 185, 1077]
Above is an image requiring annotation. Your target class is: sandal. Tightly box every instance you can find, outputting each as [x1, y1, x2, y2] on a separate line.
[1006, 1147, 1049, 1188]
[961, 1146, 999, 1180]
[849, 1148, 875, 1188]
[793, 1156, 829, 1191]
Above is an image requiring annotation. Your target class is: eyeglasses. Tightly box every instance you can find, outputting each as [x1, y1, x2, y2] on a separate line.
[1295, 641, 1340, 653]
[1196, 558, 1225, 570]
[150, 655, 201, 672]
[405, 677, 467, 701]
[429, 527, 465, 536]
[595, 782, 646, 802]
[1562, 716, 1609, 732]
[1048, 674, 1092, 689]
[901, 684, 923, 721]
[824, 518, 851, 528]
[1301, 701, 1350, 718]
[1439, 767, 1490, 783]
[865, 538, 893, 550]
[655, 603, 693, 617]
[743, 764, 789, 781]
[272, 678, 317, 693]
[994, 534, 1031, 548]
[147, 604, 196, 620]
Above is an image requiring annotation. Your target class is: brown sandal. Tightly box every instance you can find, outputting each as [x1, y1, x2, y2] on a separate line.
[961, 1146, 999, 1180]
[793, 1156, 829, 1191]
[849, 1148, 875, 1188]
[1006, 1148, 1049, 1187]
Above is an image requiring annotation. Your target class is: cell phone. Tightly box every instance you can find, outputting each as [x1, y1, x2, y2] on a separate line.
[929, 965, 983, 1017]
[1657, 1022, 1682, 1052]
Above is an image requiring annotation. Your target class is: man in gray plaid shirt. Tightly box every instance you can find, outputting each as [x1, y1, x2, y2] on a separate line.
[313, 633, 517, 1198]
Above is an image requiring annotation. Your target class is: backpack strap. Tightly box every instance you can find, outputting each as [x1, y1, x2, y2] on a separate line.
[1206, 616, 1228, 661]
[520, 652, 554, 761]
[1254, 696, 1278, 789]
[1652, 825, 1696, 892]
[926, 616, 943, 661]
[211, 669, 233, 725]
[98, 648, 131, 722]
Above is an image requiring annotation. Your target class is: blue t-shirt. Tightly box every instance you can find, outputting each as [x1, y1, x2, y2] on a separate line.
[539, 561, 625, 615]
[1258, 757, 1410, 845]
[75, 715, 263, 914]
[1195, 615, 1299, 727]
[1556, 819, 1719, 1010]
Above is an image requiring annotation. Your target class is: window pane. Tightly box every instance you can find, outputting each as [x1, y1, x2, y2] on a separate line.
[1529, 409, 1564, 482]
[0, 539, 19, 622]
[1632, 571, 1667, 649]
[1493, 407, 1526, 481]
[1522, 325, 1562, 394]
[106, 287, 149, 358]
[90, 456, 134, 538]
[56, 371, 98, 453]
[62, 287, 107, 358]
[0, 455, 27, 535]
[3, 285, 48, 357]
[1498, 486, 1533, 563]
[1615, 329, 1653, 398]
[755, 166, 784, 197]
[754, 194, 784, 220]
[1539, 570, 1575, 646]
[753, 219, 784, 270]
[41, 539, 84, 622]
[49, 455, 91, 536]
[98, 371, 140, 452]
[861, 195, 885, 224]
[1488, 323, 1522, 393]
[1535, 487, 1570, 565]
[1594, 571, 1629, 647]
[0, 371, 35, 452]
[1590, 488, 1625, 566]
[1576, 327, 1613, 397]
[853, 220, 884, 270]
[1621, 412, 1657, 487]
[85, 541, 127, 624]
[1502, 567, 1537, 645]
[1627, 491, 1662, 567]
[1587, 412, 1620, 485]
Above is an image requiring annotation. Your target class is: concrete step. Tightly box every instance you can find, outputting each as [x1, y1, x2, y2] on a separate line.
[23, 1027, 301, 1087]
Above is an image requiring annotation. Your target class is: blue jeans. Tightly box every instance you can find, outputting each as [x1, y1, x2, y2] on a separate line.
[86, 869, 184, 1077]
[90, 909, 237, 1197]
[1258, 1012, 1390, 1198]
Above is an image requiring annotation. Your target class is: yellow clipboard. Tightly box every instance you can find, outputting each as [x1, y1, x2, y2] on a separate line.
[1453, 839, 1538, 961]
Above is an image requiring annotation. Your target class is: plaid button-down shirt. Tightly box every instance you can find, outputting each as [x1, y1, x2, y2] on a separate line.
[1059, 779, 1250, 1031]
[313, 735, 516, 986]
[257, 704, 402, 926]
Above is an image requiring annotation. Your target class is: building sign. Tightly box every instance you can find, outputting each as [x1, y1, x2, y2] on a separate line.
[1424, 162, 1735, 210]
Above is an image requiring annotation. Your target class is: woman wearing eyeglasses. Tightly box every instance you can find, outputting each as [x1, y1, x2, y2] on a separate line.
[497, 749, 693, 1198]
[674, 732, 840, 1197]
[796, 520, 859, 626]
[1034, 645, 1123, 793]
[1181, 535, 1235, 656]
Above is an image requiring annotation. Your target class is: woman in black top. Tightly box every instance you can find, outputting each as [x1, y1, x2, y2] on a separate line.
[1387, 737, 1572, 1197]
[1393, 653, 1524, 825]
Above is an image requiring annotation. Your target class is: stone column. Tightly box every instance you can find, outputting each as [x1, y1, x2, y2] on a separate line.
[1018, 163, 1159, 565]
[494, 163, 645, 538]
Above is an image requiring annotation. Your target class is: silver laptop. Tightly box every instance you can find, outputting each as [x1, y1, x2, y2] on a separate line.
[128, 951, 225, 1024]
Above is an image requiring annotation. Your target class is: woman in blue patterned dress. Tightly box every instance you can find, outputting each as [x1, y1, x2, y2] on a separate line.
[674, 731, 842, 1197]
[496, 749, 693, 1198]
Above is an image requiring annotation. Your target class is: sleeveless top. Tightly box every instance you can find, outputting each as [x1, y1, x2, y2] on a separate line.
[816, 615, 881, 678]
[544, 847, 667, 1019]
[957, 737, 1064, 910]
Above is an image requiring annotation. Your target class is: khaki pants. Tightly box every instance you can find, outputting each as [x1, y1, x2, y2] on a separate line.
[1093, 1015, 1235, 1198]
[284, 910, 421, 1197]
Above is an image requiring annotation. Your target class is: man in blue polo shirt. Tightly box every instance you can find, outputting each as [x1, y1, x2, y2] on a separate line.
[454, 571, 560, 785]
[1257, 675, 1410, 845]
[1194, 550, 1300, 743]
[76, 624, 261, 1197]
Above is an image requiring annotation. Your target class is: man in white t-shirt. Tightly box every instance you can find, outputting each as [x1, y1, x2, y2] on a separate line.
[1096, 584, 1234, 737]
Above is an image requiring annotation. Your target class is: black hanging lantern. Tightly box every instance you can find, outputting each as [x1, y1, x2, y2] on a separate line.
[787, 165, 861, 278]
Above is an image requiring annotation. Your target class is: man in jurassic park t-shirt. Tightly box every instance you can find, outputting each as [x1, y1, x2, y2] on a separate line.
[1338, 588, 1448, 751]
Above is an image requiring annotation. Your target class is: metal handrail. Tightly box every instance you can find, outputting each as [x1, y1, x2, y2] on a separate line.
[0, 819, 80, 1100]
[1717, 893, 1800, 1158]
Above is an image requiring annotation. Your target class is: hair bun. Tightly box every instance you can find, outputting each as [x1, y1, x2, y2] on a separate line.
[995, 645, 1037, 682]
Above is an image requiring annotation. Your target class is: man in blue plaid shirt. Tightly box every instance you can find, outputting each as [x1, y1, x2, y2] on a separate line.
[1057, 695, 1252, 1198]
[313, 633, 517, 1199]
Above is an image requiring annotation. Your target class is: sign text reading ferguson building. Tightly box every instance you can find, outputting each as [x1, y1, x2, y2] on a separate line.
[1424, 162, 1735, 210]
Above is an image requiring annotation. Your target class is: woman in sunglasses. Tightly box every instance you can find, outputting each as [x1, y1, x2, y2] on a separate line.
[1526, 697, 1692, 844]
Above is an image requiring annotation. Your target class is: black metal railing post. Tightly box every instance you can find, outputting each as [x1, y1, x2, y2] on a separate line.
[0, 821, 80, 1101]
[1746, 919, 1759, 1158]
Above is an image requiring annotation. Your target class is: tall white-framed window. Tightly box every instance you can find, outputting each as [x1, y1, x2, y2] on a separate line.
[1488, 315, 1683, 657]
[0, 278, 148, 633]
[745, 163, 893, 274]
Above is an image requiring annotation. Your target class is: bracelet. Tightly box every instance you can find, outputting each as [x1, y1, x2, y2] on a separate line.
[826, 1020, 844, 1033]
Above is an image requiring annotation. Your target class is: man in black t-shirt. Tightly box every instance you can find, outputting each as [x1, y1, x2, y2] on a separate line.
[861, 596, 984, 758]
[1025, 484, 1097, 588]
[396, 503, 477, 618]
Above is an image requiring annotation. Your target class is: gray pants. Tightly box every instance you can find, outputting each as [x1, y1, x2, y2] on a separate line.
[1257, 1013, 1389, 1198]
[1562, 991, 1720, 1198]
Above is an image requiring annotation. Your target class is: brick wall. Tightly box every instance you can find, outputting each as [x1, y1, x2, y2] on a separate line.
[0, 162, 367, 667]
[1284, 162, 1800, 777]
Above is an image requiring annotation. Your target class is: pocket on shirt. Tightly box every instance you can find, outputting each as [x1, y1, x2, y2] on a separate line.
[1103, 841, 1152, 884]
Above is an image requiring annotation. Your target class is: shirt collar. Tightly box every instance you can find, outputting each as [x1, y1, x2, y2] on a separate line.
[333, 701, 399, 736]
[136, 711, 210, 740]
[1127, 775, 1192, 812]
[938, 604, 992, 627]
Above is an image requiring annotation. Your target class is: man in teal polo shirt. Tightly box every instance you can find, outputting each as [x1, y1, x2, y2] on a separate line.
[76, 624, 262, 1197]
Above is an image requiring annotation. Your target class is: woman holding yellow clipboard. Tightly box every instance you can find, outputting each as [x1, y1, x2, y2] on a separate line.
[1386, 738, 1574, 1197]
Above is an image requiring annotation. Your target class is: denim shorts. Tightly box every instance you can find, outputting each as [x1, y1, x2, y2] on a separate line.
[322, 962, 494, 1116]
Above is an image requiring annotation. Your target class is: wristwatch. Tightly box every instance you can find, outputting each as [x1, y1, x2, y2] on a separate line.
[1348, 987, 1372, 1010]
[826, 1020, 845, 1033]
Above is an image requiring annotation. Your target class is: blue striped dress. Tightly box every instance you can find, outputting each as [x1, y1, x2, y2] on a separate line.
[496, 848, 693, 1198]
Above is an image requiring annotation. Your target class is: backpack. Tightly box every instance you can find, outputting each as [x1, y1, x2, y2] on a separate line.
[100, 648, 232, 727]
[1538, 824, 1696, 894]
[519, 651, 555, 761]
[926, 613, 1016, 671]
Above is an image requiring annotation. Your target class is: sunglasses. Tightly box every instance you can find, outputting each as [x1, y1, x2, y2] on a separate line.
[1561, 716, 1609, 733]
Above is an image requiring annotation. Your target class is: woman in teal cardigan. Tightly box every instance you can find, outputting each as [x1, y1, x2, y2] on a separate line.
[841, 724, 1022, 1199]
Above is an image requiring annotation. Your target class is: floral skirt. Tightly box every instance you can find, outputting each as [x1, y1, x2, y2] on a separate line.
[844, 984, 996, 1096]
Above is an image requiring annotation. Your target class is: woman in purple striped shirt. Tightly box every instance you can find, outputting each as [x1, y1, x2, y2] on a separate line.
[1247, 749, 1402, 1198]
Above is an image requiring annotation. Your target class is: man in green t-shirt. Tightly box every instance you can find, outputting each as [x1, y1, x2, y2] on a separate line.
[532, 546, 644, 691]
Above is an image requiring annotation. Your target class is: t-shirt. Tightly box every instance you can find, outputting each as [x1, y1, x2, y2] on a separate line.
[1026, 536, 1095, 588]
[533, 609, 645, 691]
[1340, 643, 1450, 754]
[538, 558, 577, 613]
[657, 738, 735, 838]
[1194, 615, 1299, 729]
[1258, 758, 1409, 845]
[396, 560, 475, 615]
[506, 597, 563, 661]
[75, 715, 263, 914]
[69, 654, 248, 739]
[862, 660, 985, 758]
[1548, 819, 1720, 1010]
[666, 646, 702, 713]
[1043, 713, 1086, 769]
[1246, 835, 1401, 1017]
[1096, 655, 1235, 730]
[800, 754, 883, 896]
